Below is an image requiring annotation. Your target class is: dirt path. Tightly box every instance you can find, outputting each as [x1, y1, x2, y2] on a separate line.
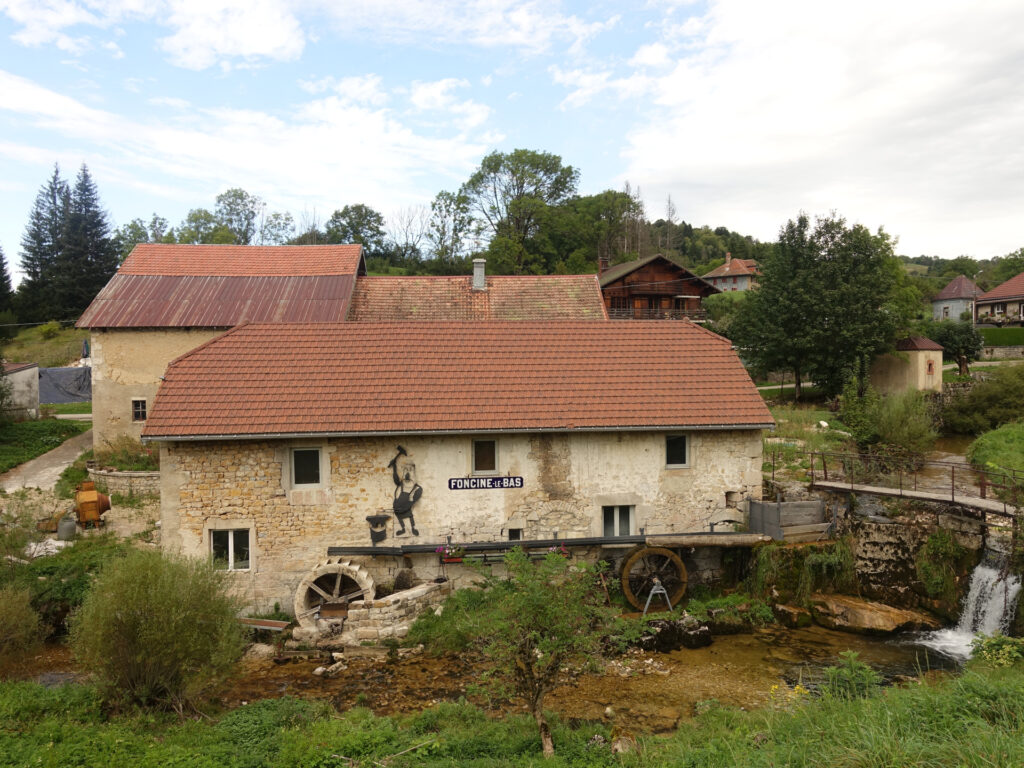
[0, 429, 92, 492]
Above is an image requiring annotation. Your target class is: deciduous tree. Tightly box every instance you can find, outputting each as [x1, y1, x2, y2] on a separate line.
[324, 204, 387, 255]
[925, 320, 983, 376]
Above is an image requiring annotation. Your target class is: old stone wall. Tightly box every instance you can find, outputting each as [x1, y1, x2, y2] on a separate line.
[91, 328, 224, 449]
[87, 467, 160, 496]
[159, 428, 763, 615]
[314, 582, 451, 645]
[981, 344, 1024, 360]
[6, 365, 39, 420]
[834, 493, 984, 613]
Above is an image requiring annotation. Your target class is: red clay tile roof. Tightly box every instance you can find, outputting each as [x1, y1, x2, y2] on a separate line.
[3, 361, 37, 374]
[143, 321, 773, 439]
[702, 258, 759, 279]
[77, 274, 356, 328]
[120, 244, 363, 276]
[978, 272, 1024, 302]
[348, 275, 607, 321]
[895, 336, 944, 352]
[933, 275, 981, 301]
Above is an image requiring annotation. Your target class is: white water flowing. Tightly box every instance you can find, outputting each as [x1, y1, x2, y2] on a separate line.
[918, 558, 1022, 660]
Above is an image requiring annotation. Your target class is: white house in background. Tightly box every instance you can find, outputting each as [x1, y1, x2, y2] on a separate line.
[931, 275, 981, 322]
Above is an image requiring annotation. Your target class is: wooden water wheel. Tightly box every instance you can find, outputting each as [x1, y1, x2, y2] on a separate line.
[620, 546, 687, 610]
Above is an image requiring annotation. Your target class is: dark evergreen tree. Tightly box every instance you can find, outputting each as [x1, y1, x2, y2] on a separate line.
[16, 165, 69, 323]
[57, 164, 118, 318]
[0, 245, 13, 314]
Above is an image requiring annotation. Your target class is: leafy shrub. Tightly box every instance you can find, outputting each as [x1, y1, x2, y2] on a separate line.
[915, 529, 967, 602]
[748, 540, 856, 605]
[971, 633, 1024, 667]
[840, 383, 936, 456]
[20, 533, 132, 633]
[685, 592, 776, 627]
[0, 585, 44, 657]
[821, 650, 882, 699]
[69, 549, 246, 711]
[38, 320, 62, 340]
[55, 449, 92, 499]
[944, 364, 1024, 434]
[94, 434, 159, 471]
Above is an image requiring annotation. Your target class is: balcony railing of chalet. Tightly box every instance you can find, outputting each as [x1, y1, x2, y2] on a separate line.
[607, 307, 708, 321]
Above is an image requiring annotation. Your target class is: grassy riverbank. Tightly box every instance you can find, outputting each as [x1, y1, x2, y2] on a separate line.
[2, 665, 1022, 767]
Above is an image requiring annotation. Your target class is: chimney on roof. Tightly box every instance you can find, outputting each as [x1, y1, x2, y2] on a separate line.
[472, 258, 487, 291]
[598, 255, 609, 274]
[725, 252, 732, 265]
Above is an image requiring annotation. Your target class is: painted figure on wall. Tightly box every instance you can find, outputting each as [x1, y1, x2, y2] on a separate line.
[389, 446, 421, 536]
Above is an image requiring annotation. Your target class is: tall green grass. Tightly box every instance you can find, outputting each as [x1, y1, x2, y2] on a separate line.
[2, 667, 1024, 766]
[968, 421, 1024, 474]
[0, 419, 90, 473]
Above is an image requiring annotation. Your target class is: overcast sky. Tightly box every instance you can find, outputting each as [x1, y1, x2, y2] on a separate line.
[2, 0, 1023, 284]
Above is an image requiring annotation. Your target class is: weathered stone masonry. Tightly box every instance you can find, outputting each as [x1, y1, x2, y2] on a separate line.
[158, 429, 763, 614]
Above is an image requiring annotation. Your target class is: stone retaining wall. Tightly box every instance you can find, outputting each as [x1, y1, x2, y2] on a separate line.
[310, 581, 451, 645]
[88, 467, 160, 497]
[981, 345, 1024, 360]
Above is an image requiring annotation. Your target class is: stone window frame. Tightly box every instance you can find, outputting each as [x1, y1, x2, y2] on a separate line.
[593, 493, 646, 539]
[602, 504, 633, 537]
[281, 442, 329, 491]
[205, 518, 255, 573]
[665, 433, 691, 468]
[291, 447, 322, 487]
[131, 398, 147, 422]
[472, 438, 499, 476]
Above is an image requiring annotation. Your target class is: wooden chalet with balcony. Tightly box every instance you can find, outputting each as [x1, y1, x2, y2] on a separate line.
[599, 254, 719, 321]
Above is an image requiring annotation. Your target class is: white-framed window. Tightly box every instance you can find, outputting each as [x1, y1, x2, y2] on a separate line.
[602, 505, 633, 537]
[665, 434, 689, 467]
[472, 439, 498, 475]
[211, 528, 250, 571]
[292, 447, 321, 486]
[131, 398, 147, 422]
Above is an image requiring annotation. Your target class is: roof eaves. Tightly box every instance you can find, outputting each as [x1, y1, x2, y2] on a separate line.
[143, 421, 777, 442]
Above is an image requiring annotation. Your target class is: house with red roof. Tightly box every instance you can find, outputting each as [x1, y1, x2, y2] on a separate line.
[975, 271, 1024, 326]
[931, 275, 981, 322]
[142, 320, 772, 626]
[77, 243, 366, 447]
[701, 253, 760, 292]
[599, 254, 718, 320]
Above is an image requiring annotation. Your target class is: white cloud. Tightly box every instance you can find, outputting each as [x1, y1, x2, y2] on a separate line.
[603, 0, 1024, 257]
[409, 78, 491, 131]
[158, 0, 304, 70]
[299, 74, 389, 106]
[0, 68, 491, 226]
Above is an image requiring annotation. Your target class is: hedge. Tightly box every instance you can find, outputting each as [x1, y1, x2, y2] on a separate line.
[979, 327, 1024, 346]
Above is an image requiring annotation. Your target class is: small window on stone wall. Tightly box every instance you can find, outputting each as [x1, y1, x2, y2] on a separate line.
[602, 505, 632, 537]
[292, 448, 321, 485]
[131, 399, 147, 422]
[665, 434, 689, 467]
[211, 529, 250, 571]
[508, 528, 522, 541]
[473, 439, 497, 475]
[927, 360, 935, 375]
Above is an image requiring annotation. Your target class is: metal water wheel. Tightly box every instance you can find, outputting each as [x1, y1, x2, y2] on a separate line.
[620, 546, 687, 610]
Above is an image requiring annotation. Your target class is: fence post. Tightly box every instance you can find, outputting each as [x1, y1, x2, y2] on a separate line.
[951, 465, 956, 502]
[823, 454, 828, 481]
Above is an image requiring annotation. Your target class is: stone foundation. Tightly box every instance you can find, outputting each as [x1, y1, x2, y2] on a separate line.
[88, 467, 160, 496]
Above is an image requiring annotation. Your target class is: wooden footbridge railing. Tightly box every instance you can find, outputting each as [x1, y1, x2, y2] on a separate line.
[790, 451, 1023, 518]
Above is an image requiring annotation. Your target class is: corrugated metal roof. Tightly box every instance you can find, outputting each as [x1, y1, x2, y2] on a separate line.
[143, 320, 774, 439]
[77, 274, 356, 328]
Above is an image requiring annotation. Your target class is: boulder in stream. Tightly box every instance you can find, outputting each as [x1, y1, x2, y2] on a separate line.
[809, 593, 941, 635]
[636, 616, 712, 652]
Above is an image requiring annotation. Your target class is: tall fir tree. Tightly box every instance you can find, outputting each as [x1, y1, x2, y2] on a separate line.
[58, 164, 118, 318]
[17, 165, 69, 323]
[0, 245, 13, 315]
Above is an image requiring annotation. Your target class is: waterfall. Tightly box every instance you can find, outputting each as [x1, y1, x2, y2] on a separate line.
[918, 555, 1022, 660]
